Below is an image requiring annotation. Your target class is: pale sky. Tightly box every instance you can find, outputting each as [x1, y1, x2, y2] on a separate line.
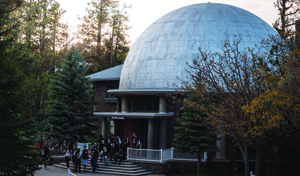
[57, 0, 281, 45]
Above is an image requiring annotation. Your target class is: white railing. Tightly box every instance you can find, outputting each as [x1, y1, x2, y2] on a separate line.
[77, 143, 91, 151]
[68, 168, 77, 176]
[127, 147, 207, 163]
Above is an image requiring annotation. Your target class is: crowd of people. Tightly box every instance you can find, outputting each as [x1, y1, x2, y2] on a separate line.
[38, 132, 143, 173]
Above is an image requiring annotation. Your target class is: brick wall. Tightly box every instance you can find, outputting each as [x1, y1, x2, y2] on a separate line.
[93, 81, 119, 112]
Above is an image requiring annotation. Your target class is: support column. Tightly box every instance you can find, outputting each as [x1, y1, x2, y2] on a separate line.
[159, 119, 168, 149]
[121, 96, 129, 113]
[159, 96, 167, 113]
[147, 119, 154, 149]
[117, 97, 122, 112]
[102, 117, 107, 139]
[213, 134, 229, 161]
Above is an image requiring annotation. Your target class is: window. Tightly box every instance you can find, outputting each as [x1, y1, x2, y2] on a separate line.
[134, 96, 159, 112]
[109, 120, 114, 134]
[107, 86, 118, 98]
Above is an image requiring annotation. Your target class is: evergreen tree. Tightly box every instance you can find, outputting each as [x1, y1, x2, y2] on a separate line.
[0, 5, 42, 175]
[173, 74, 218, 175]
[48, 47, 98, 145]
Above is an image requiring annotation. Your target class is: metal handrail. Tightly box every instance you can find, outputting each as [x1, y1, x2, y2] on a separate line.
[127, 148, 207, 163]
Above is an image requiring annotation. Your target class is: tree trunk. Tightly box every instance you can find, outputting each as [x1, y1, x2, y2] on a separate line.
[197, 152, 201, 175]
[97, 3, 103, 58]
[238, 141, 250, 176]
[255, 146, 261, 176]
[109, 18, 115, 68]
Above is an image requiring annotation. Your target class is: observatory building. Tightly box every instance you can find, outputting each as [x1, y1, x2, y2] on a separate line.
[87, 1, 277, 165]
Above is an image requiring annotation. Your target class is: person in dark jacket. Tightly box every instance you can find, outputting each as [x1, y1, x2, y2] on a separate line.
[97, 134, 105, 162]
[43, 141, 50, 170]
[115, 149, 124, 165]
[102, 143, 109, 166]
[123, 133, 129, 156]
[74, 148, 82, 173]
[91, 146, 99, 173]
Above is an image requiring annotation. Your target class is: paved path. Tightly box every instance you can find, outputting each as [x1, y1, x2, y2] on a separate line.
[34, 165, 165, 176]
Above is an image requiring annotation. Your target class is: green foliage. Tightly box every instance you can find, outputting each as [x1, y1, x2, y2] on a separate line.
[173, 74, 218, 174]
[76, 0, 131, 73]
[11, 0, 68, 121]
[0, 7, 43, 175]
[47, 47, 99, 145]
[88, 133, 100, 143]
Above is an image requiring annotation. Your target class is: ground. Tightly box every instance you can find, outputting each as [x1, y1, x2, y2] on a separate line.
[34, 165, 165, 176]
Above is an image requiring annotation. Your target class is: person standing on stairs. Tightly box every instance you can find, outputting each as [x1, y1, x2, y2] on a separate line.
[74, 147, 82, 173]
[81, 145, 89, 172]
[97, 134, 105, 162]
[103, 142, 109, 166]
[123, 133, 129, 156]
[91, 146, 99, 173]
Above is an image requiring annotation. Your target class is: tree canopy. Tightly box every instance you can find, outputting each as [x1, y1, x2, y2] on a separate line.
[47, 47, 99, 145]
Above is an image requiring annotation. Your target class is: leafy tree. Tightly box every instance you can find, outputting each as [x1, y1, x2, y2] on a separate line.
[173, 74, 218, 175]
[0, 3, 42, 175]
[48, 47, 99, 145]
[12, 0, 67, 121]
[184, 36, 280, 176]
[76, 0, 130, 73]
[273, 0, 300, 39]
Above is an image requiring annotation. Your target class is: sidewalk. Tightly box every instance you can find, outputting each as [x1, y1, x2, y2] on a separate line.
[34, 165, 165, 176]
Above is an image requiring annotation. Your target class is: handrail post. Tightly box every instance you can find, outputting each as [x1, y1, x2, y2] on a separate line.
[171, 147, 173, 161]
[160, 149, 163, 163]
[127, 147, 129, 161]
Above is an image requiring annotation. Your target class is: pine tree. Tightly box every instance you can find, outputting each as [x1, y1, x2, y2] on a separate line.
[173, 74, 218, 175]
[48, 47, 98, 145]
[0, 6, 42, 175]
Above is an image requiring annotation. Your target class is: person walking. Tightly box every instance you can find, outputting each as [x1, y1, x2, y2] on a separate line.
[71, 144, 77, 172]
[102, 143, 109, 166]
[74, 147, 82, 173]
[63, 145, 71, 169]
[81, 145, 89, 173]
[91, 146, 99, 173]
[97, 134, 105, 162]
[43, 141, 50, 170]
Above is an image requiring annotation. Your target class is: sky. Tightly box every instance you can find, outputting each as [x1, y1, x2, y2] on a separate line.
[57, 0, 281, 45]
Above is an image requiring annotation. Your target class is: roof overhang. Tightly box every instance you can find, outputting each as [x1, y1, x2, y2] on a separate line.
[107, 89, 177, 95]
[93, 112, 174, 119]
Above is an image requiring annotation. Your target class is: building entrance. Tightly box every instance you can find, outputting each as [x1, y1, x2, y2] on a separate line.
[114, 118, 147, 149]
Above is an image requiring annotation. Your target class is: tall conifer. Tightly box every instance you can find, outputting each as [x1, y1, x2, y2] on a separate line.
[173, 74, 218, 175]
[48, 47, 98, 145]
[0, 6, 42, 175]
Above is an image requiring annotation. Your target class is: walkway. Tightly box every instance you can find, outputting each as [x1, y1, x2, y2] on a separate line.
[34, 165, 165, 176]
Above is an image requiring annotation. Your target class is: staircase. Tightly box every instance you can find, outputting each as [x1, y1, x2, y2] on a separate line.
[53, 157, 152, 176]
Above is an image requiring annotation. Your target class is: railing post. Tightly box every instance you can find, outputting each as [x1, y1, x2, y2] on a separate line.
[161, 149, 163, 163]
[171, 147, 173, 161]
[127, 147, 129, 161]
[68, 168, 70, 176]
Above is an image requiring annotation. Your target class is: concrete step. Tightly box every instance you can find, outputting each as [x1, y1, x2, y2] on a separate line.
[54, 164, 152, 176]
[61, 162, 143, 171]
[70, 161, 137, 167]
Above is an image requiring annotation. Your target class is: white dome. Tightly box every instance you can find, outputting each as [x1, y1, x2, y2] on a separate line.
[119, 3, 277, 91]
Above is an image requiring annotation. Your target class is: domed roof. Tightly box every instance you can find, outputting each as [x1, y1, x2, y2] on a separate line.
[119, 3, 277, 92]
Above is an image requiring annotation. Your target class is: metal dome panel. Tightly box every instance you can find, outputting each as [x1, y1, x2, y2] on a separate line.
[119, 3, 277, 91]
